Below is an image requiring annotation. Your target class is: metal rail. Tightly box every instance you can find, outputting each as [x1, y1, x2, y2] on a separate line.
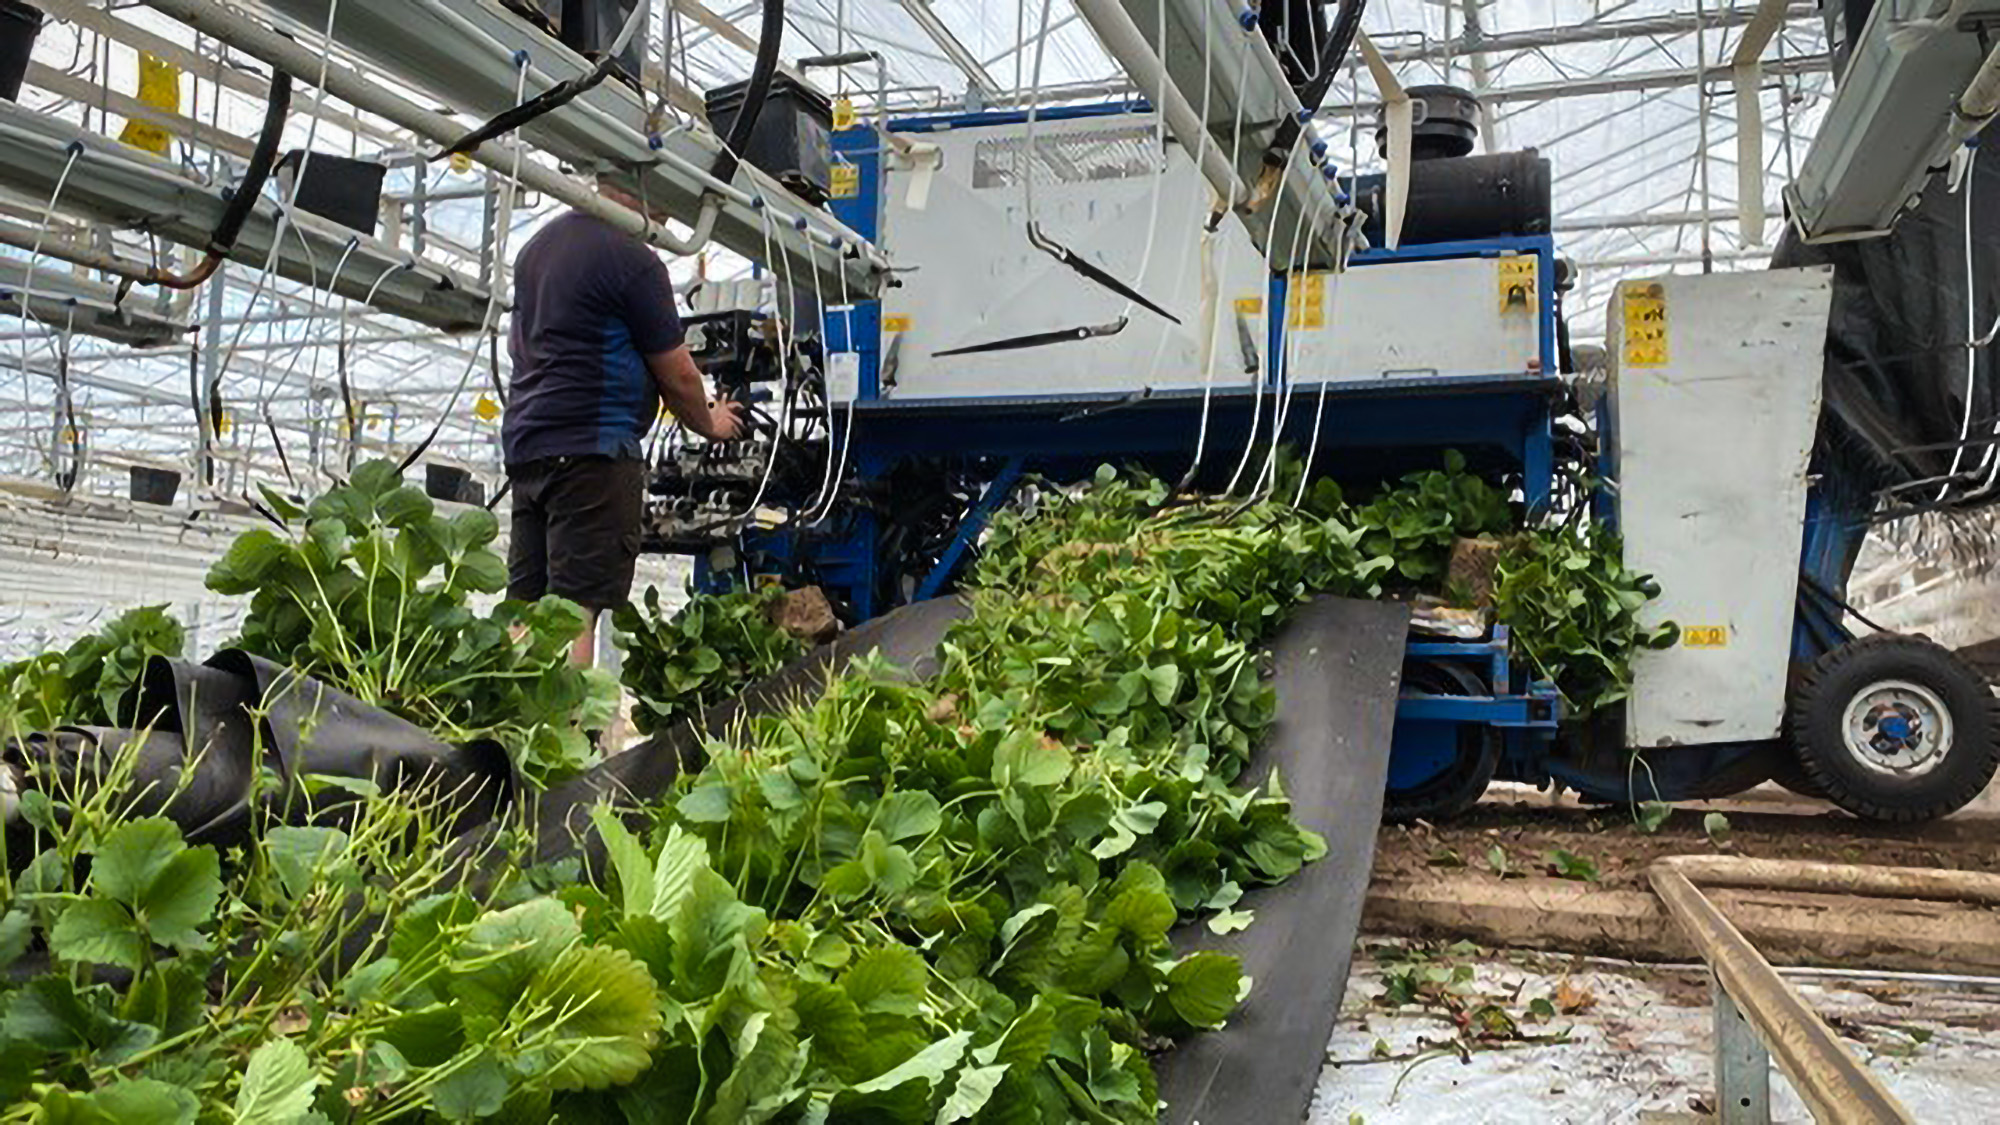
[1648, 856, 1941, 1125]
[237, 0, 887, 294]
[0, 101, 495, 332]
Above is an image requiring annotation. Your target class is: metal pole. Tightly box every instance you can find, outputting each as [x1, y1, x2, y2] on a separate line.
[1712, 976, 1774, 1125]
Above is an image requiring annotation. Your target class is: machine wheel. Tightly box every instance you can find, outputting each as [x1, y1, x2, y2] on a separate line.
[1786, 635, 2000, 822]
[1766, 749, 1829, 800]
[1384, 660, 1500, 824]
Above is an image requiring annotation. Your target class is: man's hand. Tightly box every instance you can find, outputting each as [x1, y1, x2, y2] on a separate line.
[700, 395, 747, 442]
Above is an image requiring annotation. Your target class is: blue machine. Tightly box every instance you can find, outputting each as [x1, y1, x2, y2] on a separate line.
[683, 102, 1581, 820]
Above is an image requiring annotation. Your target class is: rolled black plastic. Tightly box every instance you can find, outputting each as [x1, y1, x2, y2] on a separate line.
[1352, 150, 1552, 247]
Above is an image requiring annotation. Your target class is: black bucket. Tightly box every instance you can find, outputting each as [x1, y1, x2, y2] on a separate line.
[130, 465, 182, 506]
[0, 1, 42, 104]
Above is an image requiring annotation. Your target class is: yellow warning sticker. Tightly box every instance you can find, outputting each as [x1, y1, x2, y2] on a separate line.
[1498, 256, 1537, 313]
[1286, 273, 1326, 330]
[474, 394, 501, 422]
[1233, 296, 1263, 316]
[833, 96, 857, 131]
[449, 152, 474, 175]
[882, 314, 911, 333]
[1683, 626, 1728, 648]
[830, 163, 859, 200]
[119, 52, 182, 156]
[1622, 282, 1669, 368]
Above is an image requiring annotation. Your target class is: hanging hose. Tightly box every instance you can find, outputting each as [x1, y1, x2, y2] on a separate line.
[710, 0, 785, 186]
[430, 0, 650, 161]
[138, 67, 292, 291]
[1264, 0, 1365, 166]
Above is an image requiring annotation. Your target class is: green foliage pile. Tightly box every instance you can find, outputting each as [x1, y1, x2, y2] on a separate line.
[1493, 521, 1679, 712]
[206, 460, 615, 786]
[0, 760, 664, 1122]
[612, 586, 804, 736]
[0, 606, 184, 733]
[0, 459, 1671, 1124]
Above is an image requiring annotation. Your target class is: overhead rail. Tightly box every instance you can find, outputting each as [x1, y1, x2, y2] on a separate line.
[0, 101, 496, 331]
[1074, 0, 1350, 270]
[219, 0, 888, 295]
[0, 260, 190, 348]
[1787, 0, 2000, 241]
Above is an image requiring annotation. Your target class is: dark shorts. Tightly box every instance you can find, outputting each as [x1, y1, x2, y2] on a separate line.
[506, 454, 644, 613]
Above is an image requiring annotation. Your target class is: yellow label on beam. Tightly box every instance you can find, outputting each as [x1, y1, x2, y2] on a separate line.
[1497, 256, 1537, 313]
[1683, 625, 1728, 648]
[833, 97, 857, 131]
[1286, 273, 1326, 330]
[119, 52, 182, 156]
[1622, 282, 1669, 368]
[830, 163, 859, 199]
[1234, 296, 1263, 316]
[882, 315, 911, 333]
[473, 394, 500, 422]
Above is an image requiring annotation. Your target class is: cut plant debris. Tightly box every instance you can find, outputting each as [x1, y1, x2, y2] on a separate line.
[0, 457, 1665, 1122]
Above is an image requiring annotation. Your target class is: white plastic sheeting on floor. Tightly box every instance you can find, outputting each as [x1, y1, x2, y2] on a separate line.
[1311, 951, 2000, 1124]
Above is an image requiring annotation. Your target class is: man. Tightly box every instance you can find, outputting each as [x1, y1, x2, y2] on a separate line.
[503, 190, 744, 665]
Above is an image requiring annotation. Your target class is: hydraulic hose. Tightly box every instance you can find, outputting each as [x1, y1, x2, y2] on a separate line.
[1265, 0, 1365, 165]
[144, 66, 292, 290]
[711, 0, 785, 186]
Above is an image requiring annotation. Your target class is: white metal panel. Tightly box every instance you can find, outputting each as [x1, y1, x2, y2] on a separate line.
[1612, 267, 1833, 748]
[879, 113, 1273, 399]
[1285, 255, 1542, 383]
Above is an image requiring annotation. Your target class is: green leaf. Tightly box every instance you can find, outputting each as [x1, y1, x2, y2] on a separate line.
[992, 730, 1071, 788]
[90, 818, 221, 952]
[265, 826, 350, 901]
[1703, 811, 1732, 845]
[0, 909, 33, 970]
[206, 528, 289, 593]
[1144, 663, 1183, 706]
[50, 900, 143, 969]
[515, 945, 664, 1090]
[77, 1078, 200, 1125]
[677, 784, 734, 824]
[234, 1038, 319, 1125]
[850, 1030, 972, 1095]
[937, 1062, 1010, 1123]
[430, 1051, 509, 1121]
[1165, 951, 1244, 1027]
[875, 791, 943, 842]
[0, 977, 157, 1062]
[840, 945, 928, 1017]
[450, 899, 581, 1019]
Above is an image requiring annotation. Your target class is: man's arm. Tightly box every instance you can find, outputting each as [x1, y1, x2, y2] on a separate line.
[646, 346, 745, 441]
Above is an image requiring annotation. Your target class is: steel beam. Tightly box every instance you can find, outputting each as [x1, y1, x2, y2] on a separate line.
[247, 0, 885, 293]
[1378, 5, 1821, 65]
[0, 260, 192, 348]
[0, 101, 496, 331]
[1319, 52, 1833, 113]
[895, 0, 1001, 99]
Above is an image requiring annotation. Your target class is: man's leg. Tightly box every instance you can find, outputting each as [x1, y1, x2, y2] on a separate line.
[506, 463, 550, 603]
[542, 455, 645, 668]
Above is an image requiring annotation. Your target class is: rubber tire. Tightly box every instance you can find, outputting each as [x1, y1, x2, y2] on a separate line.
[1383, 660, 1500, 824]
[1786, 634, 2000, 822]
[1766, 749, 1829, 800]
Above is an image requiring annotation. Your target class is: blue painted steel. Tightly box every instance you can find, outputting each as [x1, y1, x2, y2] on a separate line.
[913, 456, 1025, 601]
[888, 101, 1151, 133]
[1387, 723, 1461, 790]
[829, 126, 884, 400]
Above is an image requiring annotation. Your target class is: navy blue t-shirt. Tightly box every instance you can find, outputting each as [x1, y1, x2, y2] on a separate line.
[503, 211, 686, 466]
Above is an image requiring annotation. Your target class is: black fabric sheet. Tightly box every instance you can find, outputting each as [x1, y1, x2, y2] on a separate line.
[1774, 132, 2000, 509]
[1158, 597, 1410, 1125]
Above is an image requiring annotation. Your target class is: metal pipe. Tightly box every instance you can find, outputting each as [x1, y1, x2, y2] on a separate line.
[1071, 0, 1249, 210]
[1649, 859, 1918, 1125]
[141, 0, 865, 272]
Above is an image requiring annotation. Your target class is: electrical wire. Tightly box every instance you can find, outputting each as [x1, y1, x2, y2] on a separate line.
[15, 142, 84, 473]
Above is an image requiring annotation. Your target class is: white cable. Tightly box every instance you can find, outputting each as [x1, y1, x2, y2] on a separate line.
[1942, 143, 1982, 500]
[733, 191, 793, 523]
[805, 242, 860, 524]
[1181, 17, 1258, 489]
[1226, 134, 1313, 496]
[1021, 0, 1058, 223]
[1292, 378, 1332, 508]
[1254, 177, 1334, 499]
[15, 143, 84, 471]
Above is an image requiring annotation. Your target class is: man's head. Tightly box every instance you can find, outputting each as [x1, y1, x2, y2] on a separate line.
[594, 175, 660, 223]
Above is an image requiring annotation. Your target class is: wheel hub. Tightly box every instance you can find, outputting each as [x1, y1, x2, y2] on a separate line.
[1842, 679, 1954, 777]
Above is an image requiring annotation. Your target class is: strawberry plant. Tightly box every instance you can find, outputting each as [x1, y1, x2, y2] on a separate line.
[205, 459, 616, 786]
[0, 605, 184, 734]
[611, 585, 803, 736]
[1492, 521, 1679, 713]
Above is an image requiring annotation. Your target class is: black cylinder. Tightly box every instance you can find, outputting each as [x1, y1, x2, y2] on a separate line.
[1351, 150, 1552, 247]
[0, 1, 42, 104]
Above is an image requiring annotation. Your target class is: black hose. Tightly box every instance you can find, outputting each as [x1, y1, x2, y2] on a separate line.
[211, 67, 291, 257]
[1266, 0, 1365, 165]
[710, 0, 785, 186]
